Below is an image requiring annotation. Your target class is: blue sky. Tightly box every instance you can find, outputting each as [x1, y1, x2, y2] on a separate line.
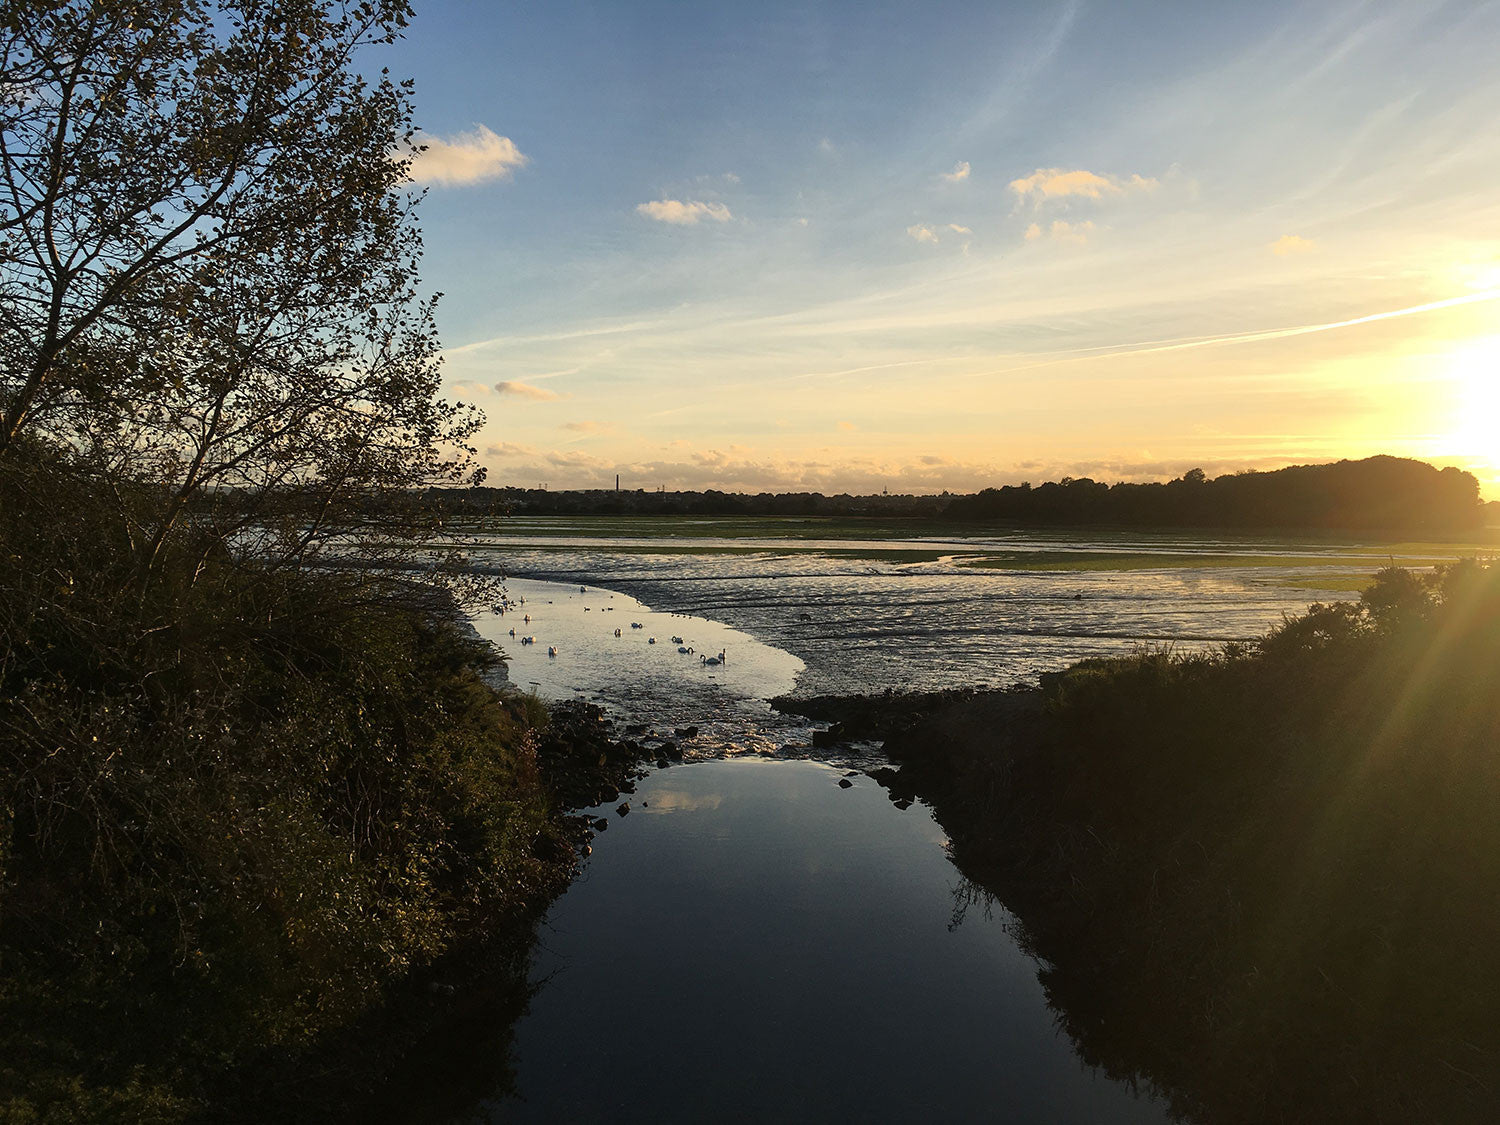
[378, 0, 1500, 495]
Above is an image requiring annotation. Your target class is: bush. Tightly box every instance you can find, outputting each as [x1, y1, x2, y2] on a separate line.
[1012, 561, 1500, 1121]
[0, 459, 566, 1121]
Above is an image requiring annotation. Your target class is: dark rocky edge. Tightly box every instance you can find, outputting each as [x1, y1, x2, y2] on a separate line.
[772, 686, 1038, 751]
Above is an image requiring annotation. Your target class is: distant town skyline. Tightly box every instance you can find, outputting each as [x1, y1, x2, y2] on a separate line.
[385, 1, 1500, 497]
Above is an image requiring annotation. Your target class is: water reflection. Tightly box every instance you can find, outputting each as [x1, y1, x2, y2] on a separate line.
[453, 761, 1172, 1124]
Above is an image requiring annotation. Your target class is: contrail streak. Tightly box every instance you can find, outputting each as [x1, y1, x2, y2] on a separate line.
[974, 289, 1500, 378]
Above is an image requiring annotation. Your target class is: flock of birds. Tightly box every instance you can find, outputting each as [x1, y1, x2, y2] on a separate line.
[496, 586, 727, 666]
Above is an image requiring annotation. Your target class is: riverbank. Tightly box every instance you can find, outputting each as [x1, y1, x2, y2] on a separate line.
[811, 562, 1500, 1123]
[0, 576, 653, 1125]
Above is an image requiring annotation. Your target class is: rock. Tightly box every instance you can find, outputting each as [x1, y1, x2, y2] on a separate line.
[659, 740, 680, 758]
[656, 758, 669, 769]
[844, 770, 859, 777]
[837, 778, 853, 789]
[674, 726, 699, 738]
[812, 725, 844, 748]
[592, 817, 609, 832]
[616, 802, 630, 817]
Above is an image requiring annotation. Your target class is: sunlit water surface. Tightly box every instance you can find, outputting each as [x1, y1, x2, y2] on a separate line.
[471, 526, 1362, 725]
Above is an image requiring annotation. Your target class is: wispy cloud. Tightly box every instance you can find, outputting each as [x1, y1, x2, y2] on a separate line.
[478, 441, 1227, 496]
[449, 381, 491, 396]
[1009, 167, 1157, 205]
[837, 420, 858, 431]
[410, 124, 527, 186]
[562, 420, 615, 433]
[636, 199, 733, 225]
[496, 380, 570, 400]
[907, 222, 971, 246]
[485, 441, 538, 457]
[968, 290, 1500, 377]
[1025, 219, 1094, 244]
[1271, 234, 1316, 256]
[942, 161, 971, 182]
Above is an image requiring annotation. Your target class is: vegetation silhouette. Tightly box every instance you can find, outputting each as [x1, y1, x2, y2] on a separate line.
[882, 560, 1500, 1123]
[443, 455, 1486, 533]
[0, 4, 645, 1120]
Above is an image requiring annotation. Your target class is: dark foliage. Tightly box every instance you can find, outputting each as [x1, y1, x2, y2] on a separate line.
[0, 450, 582, 1122]
[889, 561, 1500, 1123]
[428, 484, 949, 518]
[433, 455, 1484, 533]
[944, 455, 1483, 531]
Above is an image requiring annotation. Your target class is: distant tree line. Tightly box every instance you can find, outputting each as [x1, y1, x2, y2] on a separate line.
[943, 456, 1483, 531]
[432, 456, 1486, 533]
[430, 485, 951, 518]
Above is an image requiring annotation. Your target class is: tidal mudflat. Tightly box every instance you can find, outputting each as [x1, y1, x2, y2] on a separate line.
[465, 517, 1495, 700]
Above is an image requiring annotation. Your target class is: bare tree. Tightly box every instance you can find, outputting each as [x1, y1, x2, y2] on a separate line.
[0, 0, 483, 596]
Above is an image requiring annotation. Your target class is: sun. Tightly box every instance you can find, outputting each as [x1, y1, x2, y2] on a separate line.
[1443, 336, 1500, 465]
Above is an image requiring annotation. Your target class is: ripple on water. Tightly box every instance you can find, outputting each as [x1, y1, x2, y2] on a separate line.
[479, 548, 1340, 698]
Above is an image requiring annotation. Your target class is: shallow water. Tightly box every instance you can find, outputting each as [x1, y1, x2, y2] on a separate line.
[455, 761, 1171, 1124]
[471, 578, 818, 756]
[470, 524, 1366, 701]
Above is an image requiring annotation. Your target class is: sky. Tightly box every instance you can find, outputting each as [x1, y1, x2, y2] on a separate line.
[378, 0, 1500, 497]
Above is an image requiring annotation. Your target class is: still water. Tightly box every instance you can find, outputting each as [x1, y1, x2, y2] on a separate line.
[459, 761, 1171, 1124]
[451, 526, 1377, 1120]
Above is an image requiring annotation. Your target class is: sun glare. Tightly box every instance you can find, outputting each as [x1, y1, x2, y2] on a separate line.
[1443, 335, 1500, 466]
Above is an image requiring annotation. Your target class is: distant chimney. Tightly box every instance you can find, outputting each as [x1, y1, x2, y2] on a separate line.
[615, 473, 620, 491]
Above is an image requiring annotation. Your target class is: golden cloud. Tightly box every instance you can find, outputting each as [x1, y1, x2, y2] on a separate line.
[410, 124, 527, 186]
[495, 380, 570, 401]
[1009, 167, 1157, 205]
[636, 199, 734, 224]
[1271, 234, 1316, 256]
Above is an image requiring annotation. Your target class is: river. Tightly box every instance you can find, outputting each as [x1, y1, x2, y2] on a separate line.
[461, 760, 1170, 1123]
[445, 524, 1434, 1121]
